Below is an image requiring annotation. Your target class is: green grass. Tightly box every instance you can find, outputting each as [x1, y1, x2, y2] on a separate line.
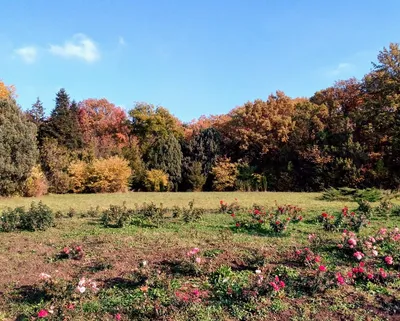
[0, 191, 358, 212]
[0, 192, 399, 321]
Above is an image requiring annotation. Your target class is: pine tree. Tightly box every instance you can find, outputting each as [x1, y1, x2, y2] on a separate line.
[0, 98, 38, 195]
[27, 97, 45, 125]
[147, 134, 183, 191]
[41, 89, 83, 150]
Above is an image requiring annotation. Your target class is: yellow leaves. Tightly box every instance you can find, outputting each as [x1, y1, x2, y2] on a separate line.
[144, 169, 169, 192]
[0, 80, 17, 100]
[212, 157, 238, 191]
[67, 157, 131, 193]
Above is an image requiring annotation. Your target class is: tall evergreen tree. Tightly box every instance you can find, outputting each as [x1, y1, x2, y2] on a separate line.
[42, 89, 83, 150]
[27, 97, 45, 125]
[147, 134, 183, 191]
[181, 128, 221, 190]
[26, 97, 46, 145]
[0, 98, 38, 195]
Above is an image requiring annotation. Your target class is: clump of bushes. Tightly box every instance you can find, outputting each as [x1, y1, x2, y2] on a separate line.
[319, 206, 370, 232]
[322, 187, 383, 202]
[23, 166, 49, 197]
[100, 203, 133, 228]
[230, 203, 302, 235]
[68, 156, 131, 193]
[100, 201, 205, 228]
[0, 201, 55, 232]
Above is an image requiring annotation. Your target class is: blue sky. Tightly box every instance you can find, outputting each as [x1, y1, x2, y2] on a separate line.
[1, 0, 399, 122]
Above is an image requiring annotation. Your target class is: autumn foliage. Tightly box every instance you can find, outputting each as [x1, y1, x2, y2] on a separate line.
[2, 43, 400, 195]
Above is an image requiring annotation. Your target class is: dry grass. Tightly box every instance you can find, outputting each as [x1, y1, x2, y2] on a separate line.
[0, 191, 356, 212]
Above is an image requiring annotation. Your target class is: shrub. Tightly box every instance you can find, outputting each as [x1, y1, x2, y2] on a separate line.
[182, 201, 204, 223]
[212, 157, 238, 191]
[391, 205, 400, 216]
[19, 202, 55, 231]
[68, 160, 88, 193]
[355, 188, 382, 202]
[322, 187, 382, 202]
[0, 207, 25, 232]
[219, 199, 241, 214]
[101, 203, 132, 228]
[89, 157, 131, 193]
[231, 203, 295, 234]
[0, 202, 54, 232]
[187, 161, 206, 191]
[67, 208, 77, 218]
[135, 202, 167, 227]
[40, 139, 73, 194]
[84, 206, 101, 218]
[23, 166, 49, 197]
[321, 187, 354, 201]
[144, 169, 169, 192]
[375, 200, 393, 217]
[356, 199, 373, 218]
[57, 245, 84, 260]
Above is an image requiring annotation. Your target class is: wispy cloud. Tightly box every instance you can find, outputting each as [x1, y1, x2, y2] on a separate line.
[118, 36, 126, 46]
[49, 34, 100, 63]
[15, 46, 37, 64]
[326, 62, 355, 77]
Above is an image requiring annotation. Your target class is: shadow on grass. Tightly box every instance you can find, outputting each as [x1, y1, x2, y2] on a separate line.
[103, 277, 144, 289]
[229, 226, 291, 238]
[10, 285, 46, 304]
[377, 295, 400, 315]
[85, 261, 113, 273]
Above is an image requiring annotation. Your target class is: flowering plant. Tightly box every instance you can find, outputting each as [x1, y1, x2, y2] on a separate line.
[57, 245, 84, 260]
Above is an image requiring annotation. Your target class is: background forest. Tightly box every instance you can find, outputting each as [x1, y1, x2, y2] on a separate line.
[1, 43, 400, 196]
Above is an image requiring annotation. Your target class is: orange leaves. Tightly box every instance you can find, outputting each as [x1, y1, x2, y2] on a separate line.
[0, 80, 17, 100]
[78, 98, 129, 157]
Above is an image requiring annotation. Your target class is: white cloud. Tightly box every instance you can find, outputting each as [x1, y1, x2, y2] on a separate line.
[326, 62, 354, 77]
[15, 46, 37, 64]
[49, 34, 100, 63]
[118, 36, 126, 46]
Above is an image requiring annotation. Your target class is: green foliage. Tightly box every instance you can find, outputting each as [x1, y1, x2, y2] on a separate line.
[355, 188, 383, 202]
[129, 103, 184, 155]
[122, 140, 146, 190]
[356, 199, 373, 218]
[181, 128, 221, 190]
[134, 202, 167, 227]
[41, 89, 83, 150]
[0, 202, 54, 232]
[0, 207, 25, 232]
[147, 134, 183, 191]
[20, 202, 55, 231]
[0, 98, 38, 196]
[322, 187, 382, 202]
[182, 200, 204, 223]
[40, 138, 73, 194]
[186, 161, 206, 191]
[101, 203, 132, 228]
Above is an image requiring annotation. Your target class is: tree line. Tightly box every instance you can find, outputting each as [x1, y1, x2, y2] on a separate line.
[1, 43, 400, 196]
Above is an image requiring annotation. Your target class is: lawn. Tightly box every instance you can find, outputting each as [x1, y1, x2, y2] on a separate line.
[0, 192, 399, 321]
[0, 191, 355, 212]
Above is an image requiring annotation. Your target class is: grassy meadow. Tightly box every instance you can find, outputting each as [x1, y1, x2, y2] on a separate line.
[0, 191, 356, 212]
[0, 192, 399, 320]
